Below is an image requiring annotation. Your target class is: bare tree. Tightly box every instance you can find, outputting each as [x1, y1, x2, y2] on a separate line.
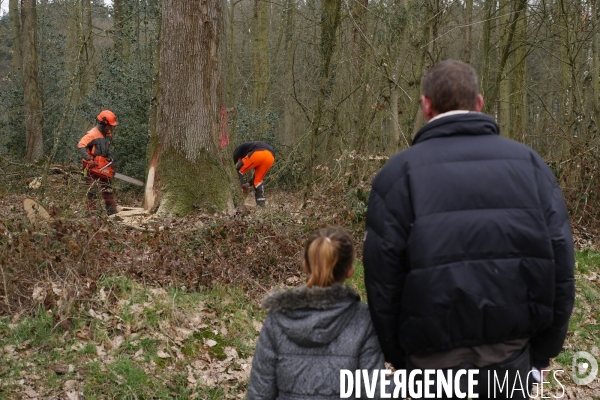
[21, 0, 43, 162]
[9, 0, 21, 79]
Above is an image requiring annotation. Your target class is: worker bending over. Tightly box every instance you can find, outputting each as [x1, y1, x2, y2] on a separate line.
[233, 141, 275, 207]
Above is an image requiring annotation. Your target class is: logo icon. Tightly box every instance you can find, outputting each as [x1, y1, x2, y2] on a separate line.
[572, 351, 598, 385]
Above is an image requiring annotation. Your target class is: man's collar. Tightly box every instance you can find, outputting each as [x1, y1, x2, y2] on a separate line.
[412, 112, 500, 145]
[428, 110, 470, 123]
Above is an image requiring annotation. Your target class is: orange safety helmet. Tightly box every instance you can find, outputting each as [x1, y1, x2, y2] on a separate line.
[97, 110, 118, 126]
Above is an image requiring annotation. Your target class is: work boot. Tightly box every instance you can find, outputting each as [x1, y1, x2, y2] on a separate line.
[106, 205, 118, 216]
[103, 193, 118, 215]
[255, 183, 266, 207]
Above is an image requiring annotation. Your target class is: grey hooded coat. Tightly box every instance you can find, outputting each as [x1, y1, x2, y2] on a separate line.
[246, 284, 386, 400]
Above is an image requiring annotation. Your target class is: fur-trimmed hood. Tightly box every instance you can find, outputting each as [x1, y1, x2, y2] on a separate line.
[262, 283, 360, 311]
[261, 284, 362, 347]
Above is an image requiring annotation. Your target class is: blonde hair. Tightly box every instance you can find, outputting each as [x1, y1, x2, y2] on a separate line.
[304, 227, 354, 288]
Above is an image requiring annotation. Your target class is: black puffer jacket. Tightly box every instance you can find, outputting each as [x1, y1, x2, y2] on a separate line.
[363, 112, 575, 369]
[233, 141, 275, 163]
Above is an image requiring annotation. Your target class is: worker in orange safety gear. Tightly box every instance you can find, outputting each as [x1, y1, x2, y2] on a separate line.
[233, 141, 275, 207]
[77, 110, 119, 215]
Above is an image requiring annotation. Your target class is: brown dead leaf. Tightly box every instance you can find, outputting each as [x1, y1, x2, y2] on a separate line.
[75, 328, 91, 341]
[32, 286, 46, 303]
[157, 350, 171, 359]
[252, 320, 263, 332]
[23, 387, 38, 398]
[51, 364, 69, 375]
[66, 391, 80, 400]
[67, 240, 80, 253]
[64, 380, 78, 390]
[107, 335, 124, 351]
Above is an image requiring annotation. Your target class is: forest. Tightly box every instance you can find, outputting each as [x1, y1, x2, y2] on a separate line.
[0, 0, 600, 398]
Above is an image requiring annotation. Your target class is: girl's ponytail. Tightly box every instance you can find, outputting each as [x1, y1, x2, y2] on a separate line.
[304, 227, 354, 288]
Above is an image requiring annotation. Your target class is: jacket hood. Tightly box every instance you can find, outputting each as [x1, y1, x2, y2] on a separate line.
[262, 284, 360, 347]
[412, 112, 499, 145]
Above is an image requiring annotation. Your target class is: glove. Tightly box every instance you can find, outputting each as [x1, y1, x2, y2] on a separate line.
[86, 159, 96, 169]
[235, 160, 243, 170]
[242, 183, 251, 194]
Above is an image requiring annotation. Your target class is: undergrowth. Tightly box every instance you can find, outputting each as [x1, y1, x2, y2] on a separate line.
[0, 277, 264, 399]
[1, 157, 600, 398]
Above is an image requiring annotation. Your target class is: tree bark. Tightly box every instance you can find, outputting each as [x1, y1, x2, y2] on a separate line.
[9, 0, 22, 79]
[307, 0, 342, 183]
[113, 0, 131, 60]
[282, 0, 296, 146]
[253, 0, 269, 134]
[463, 0, 473, 64]
[146, 0, 238, 216]
[498, 0, 512, 138]
[21, 0, 44, 162]
[513, 4, 527, 141]
[481, 0, 495, 99]
[484, 0, 527, 120]
[593, 0, 600, 126]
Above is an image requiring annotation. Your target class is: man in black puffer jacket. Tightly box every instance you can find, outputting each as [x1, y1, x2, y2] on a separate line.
[363, 60, 574, 398]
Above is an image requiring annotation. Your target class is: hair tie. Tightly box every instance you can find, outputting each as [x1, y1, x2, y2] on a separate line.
[325, 237, 331, 243]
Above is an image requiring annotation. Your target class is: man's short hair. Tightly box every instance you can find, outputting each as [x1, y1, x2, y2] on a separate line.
[422, 60, 480, 113]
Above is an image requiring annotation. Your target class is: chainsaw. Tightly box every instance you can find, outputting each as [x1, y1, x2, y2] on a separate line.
[84, 156, 144, 187]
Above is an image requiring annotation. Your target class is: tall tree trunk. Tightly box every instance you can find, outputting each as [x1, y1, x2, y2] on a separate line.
[228, 0, 241, 108]
[410, 2, 433, 136]
[67, 0, 81, 73]
[253, 0, 269, 134]
[80, 0, 94, 96]
[21, 0, 44, 162]
[513, 4, 527, 141]
[481, 0, 495, 99]
[498, 0, 512, 138]
[463, 0, 473, 64]
[484, 0, 527, 119]
[9, 0, 22, 79]
[114, 0, 131, 60]
[282, 0, 296, 146]
[593, 0, 600, 126]
[349, 0, 371, 159]
[559, 0, 572, 159]
[307, 0, 341, 184]
[145, 0, 161, 212]
[389, 56, 403, 151]
[146, 0, 238, 215]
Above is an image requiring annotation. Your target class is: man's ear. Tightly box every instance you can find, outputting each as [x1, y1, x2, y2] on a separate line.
[475, 94, 484, 112]
[421, 95, 436, 121]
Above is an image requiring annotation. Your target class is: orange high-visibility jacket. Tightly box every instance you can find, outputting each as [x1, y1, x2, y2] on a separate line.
[77, 126, 112, 161]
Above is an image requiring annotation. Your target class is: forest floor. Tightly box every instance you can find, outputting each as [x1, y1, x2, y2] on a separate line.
[0, 160, 599, 399]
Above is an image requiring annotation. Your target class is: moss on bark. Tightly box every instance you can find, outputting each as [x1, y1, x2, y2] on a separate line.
[157, 146, 233, 216]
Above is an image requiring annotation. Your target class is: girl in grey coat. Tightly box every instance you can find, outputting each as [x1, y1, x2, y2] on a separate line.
[246, 227, 386, 399]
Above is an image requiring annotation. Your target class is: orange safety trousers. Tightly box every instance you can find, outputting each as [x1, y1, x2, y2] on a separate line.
[239, 149, 275, 186]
